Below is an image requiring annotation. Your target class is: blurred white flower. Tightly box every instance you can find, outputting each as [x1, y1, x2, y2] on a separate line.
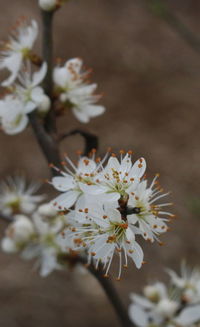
[129, 282, 179, 327]
[63, 202, 144, 279]
[167, 262, 200, 304]
[0, 63, 49, 135]
[127, 175, 173, 243]
[0, 96, 30, 134]
[21, 203, 66, 276]
[0, 176, 44, 217]
[39, 0, 57, 11]
[15, 62, 49, 113]
[0, 20, 38, 86]
[53, 58, 105, 123]
[129, 264, 200, 327]
[1, 215, 35, 253]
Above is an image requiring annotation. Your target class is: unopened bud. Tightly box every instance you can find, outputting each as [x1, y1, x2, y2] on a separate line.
[37, 95, 51, 115]
[1, 237, 17, 253]
[39, 0, 57, 11]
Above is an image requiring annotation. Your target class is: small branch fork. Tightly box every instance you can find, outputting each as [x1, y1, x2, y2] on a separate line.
[59, 129, 99, 156]
[27, 6, 135, 327]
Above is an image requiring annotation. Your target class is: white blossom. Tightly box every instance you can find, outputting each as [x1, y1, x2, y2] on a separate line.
[0, 20, 38, 86]
[53, 58, 105, 123]
[62, 202, 144, 279]
[21, 203, 66, 276]
[0, 176, 44, 217]
[129, 282, 179, 327]
[39, 0, 57, 11]
[51, 151, 146, 210]
[129, 265, 200, 327]
[167, 262, 200, 304]
[0, 96, 29, 134]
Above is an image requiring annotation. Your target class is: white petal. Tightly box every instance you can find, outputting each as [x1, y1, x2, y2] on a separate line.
[1, 53, 22, 86]
[129, 304, 148, 327]
[84, 105, 105, 117]
[52, 176, 75, 192]
[130, 294, 153, 309]
[32, 62, 47, 87]
[51, 190, 80, 209]
[129, 158, 146, 179]
[107, 157, 120, 171]
[77, 157, 96, 174]
[78, 182, 104, 195]
[72, 107, 90, 123]
[175, 305, 200, 325]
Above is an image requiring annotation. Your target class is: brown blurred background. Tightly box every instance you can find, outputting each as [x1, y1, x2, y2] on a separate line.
[0, 0, 200, 326]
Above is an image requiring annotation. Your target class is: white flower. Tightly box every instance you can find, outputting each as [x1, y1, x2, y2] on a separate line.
[0, 94, 37, 135]
[129, 282, 179, 327]
[39, 0, 57, 11]
[127, 175, 173, 243]
[50, 151, 146, 210]
[21, 203, 66, 276]
[1, 215, 35, 253]
[0, 63, 48, 135]
[15, 62, 48, 113]
[0, 96, 29, 134]
[53, 58, 105, 123]
[0, 20, 38, 86]
[0, 176, 44, 217]
[61, 202, 144, 279]
[94, 152, 146, 201]
[51, 154, 99, 210]
[167, 262, 200, 304]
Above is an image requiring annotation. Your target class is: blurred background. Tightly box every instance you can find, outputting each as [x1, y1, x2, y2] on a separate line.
[0, 0, 200, 326]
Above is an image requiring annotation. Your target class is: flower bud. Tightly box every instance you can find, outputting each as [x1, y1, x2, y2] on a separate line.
[37, 203, 58, 218]
[37, 94, 51, 115]
[144, 285, 160, 302]
[38, 0, 57, 11]
[6, 215, 34, 243]
[1, 237, 17, 253]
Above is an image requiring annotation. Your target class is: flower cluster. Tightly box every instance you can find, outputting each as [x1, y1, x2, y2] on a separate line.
[0, 19, 50, 134]
[50, 150, 173, 279]
[0, 176, 68, 276]
[129, 263, 200, 327]
[0, 19, 105, 134]
[0, 176, 84, 276]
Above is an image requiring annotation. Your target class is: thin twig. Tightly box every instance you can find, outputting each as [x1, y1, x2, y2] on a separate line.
[59, 129, 99, 155]
[143, 0, 200, 55]
[29, 10, 61, 171]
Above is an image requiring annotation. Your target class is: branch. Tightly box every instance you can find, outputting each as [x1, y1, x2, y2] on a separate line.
[29, 112, 61, 172]
[41, 10, 57, 135]
[143, 0, 200, 55]
[63, 254, 135, 327]
[59, 129, 99, 155]
[0, 213, 13, 222]
[29, 10, 61, 172]
[28, 6, 134, 327]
